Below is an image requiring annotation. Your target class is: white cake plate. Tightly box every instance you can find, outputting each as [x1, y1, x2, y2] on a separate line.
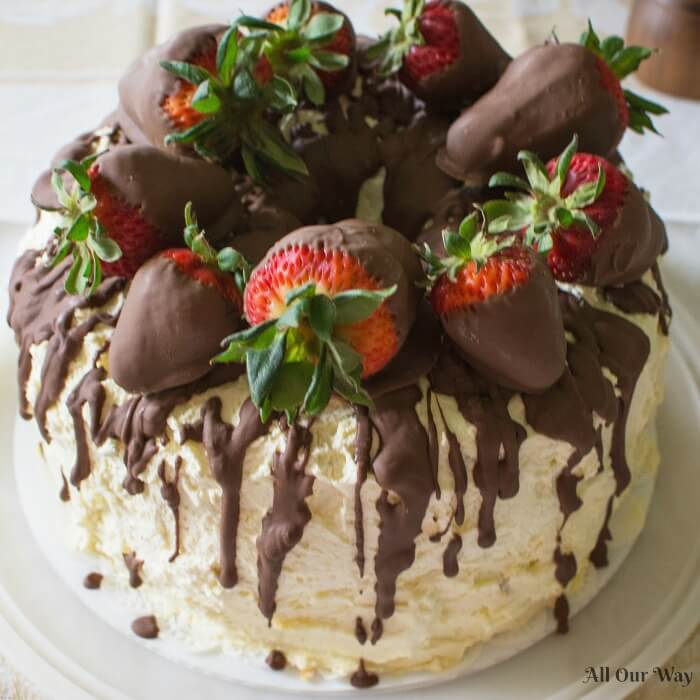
[0, 295, 698, 699]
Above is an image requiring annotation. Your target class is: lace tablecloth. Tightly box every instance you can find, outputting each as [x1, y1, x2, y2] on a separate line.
[1, 1, 698, 697]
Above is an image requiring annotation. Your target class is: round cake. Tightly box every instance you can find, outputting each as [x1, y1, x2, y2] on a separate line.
[7, 1, 672, 689]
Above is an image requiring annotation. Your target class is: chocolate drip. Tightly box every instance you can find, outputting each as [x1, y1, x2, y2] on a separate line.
[435, 396, 468, 526]
[651, 263, 672, 335]
[443, 534, 462, 578]
[7, 251, 125, 421]
[425, 390, 441, 498]
[123, 552, 143, 588]
[158, 457, 182, 563]
[198, 397, 269, 589]
[66, 364, 106, 488]
[430, 350, 525, 548]
[353, 406, 371, 578]
[350, 659, 379, 689]
[265, 650, 287, 671]
[34, 310, 118, 440]
[590, 496, 615, 568]
[370, 618, 383, 645]
[603, 280, 663, 319]
[257, 421, 314, 623]
[371, 386, 436, 623]
[553, 541, 577, 587]
[131, 615, 159, 639]
[83, 572, 103, 590]
[355, 617, 368, 645]
[96, 364, 245, 495]
[554, 594, 570, 635]
[59, 472, 70, 502]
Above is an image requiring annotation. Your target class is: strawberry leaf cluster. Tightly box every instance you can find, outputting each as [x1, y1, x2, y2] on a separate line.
[483, 135, 605, 254]
[418, 210, 515, 282]
[366, 0, 426, 75]
[237, 0, 350, 106]
[182, 201, 251, 295]
[161, 25, 308, 182]
[579, 21, 668, 134]
[215, 281, 396, 421]
[46, 155, 122, 296]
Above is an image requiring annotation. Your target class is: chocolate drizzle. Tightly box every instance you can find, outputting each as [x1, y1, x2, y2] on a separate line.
[355, 616, 368, 645]
[443, 534, 462, 578]
[131, 615, 159, 639]
[7, 251, 125, 422]
[371, 386, 436, 625]
[652, 263, 672, 335]
[158, 457, 183, 562]
[590, 495, 615, 568]
[554, 594, 570, 635]
[199, 397, 269, 588]
[83, 572, 103, 590]
[123, 551, 144, 588]
[353, 406, 371, 578]
[265, 649, 287, 671]
[350, 659, 379, 689]
[430, 350, 525, 548]
[59, 472, 70, 502]
[257, 421, 315, 623]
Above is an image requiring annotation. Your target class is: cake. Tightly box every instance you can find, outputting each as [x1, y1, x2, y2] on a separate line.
[7, 1, 672, 689]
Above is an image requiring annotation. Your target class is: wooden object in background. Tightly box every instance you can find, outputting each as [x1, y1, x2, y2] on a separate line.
[627, 0, 700, 100]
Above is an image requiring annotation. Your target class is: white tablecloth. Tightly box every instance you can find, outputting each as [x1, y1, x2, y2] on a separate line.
[0, 1, 698, 698]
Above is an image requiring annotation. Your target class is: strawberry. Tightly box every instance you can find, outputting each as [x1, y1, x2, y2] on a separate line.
[238, 0, 355, 106]
[419, 211, 566, 392]
[40, 145, 242, 295]
[157, 25, 308, 181]
[437, 23, 667, 183]
[484, 135, 666, 286]
[110, 203, 249, 394]
[215, 220, 422, 419]
[367, 0, 510, 108]
[161, 41, 217, 129]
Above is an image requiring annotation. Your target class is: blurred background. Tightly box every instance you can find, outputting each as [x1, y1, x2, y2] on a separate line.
[0, 1, 699, 698]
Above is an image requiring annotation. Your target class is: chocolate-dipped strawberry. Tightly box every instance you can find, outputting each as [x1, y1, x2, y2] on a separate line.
[483, 135, 666, 285]
[215, 219, 423, 418]
[118, 24, 307, 180]
[247, 0, 356, 104]
[437, 23, 667, 183]
[109, 204, 248, 394]
[367, 0, 510, 109]
[38, 145, 242, 294]
[420, 212, 566, 393]
[380, 112, 457, 240]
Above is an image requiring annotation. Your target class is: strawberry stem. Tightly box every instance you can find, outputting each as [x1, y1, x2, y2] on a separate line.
[482, 134, 607, 255]
[367, 0, 426, 76]
[43, 156, 122, 297]
[579, 20, 668, 135]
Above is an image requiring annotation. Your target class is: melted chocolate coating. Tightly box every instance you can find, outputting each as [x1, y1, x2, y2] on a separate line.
[109, 256, 242, 395]
[437, 43, 623, 183]
[380, 113, 457, 240]
[441, 253, 567, 393]
[584, 187, 666, 287]
[259, 219, 424, 353]
[118, 25, 225, 152]
[414, 1, 510, 109]
[95, 145, 242, 245]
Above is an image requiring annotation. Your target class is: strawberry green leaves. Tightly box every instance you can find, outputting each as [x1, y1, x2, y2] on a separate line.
[182, 201, 251, 294]
[237, 0, 350, 106]
[579, 20, 668, 135]
[367, 0, 426, 76]
[418, 210, 515, 283]
[160, 28, 308, 182]
[214, 282, 396, 421]
[43, 156, 122, 297]
[483, 134, 605, 254]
